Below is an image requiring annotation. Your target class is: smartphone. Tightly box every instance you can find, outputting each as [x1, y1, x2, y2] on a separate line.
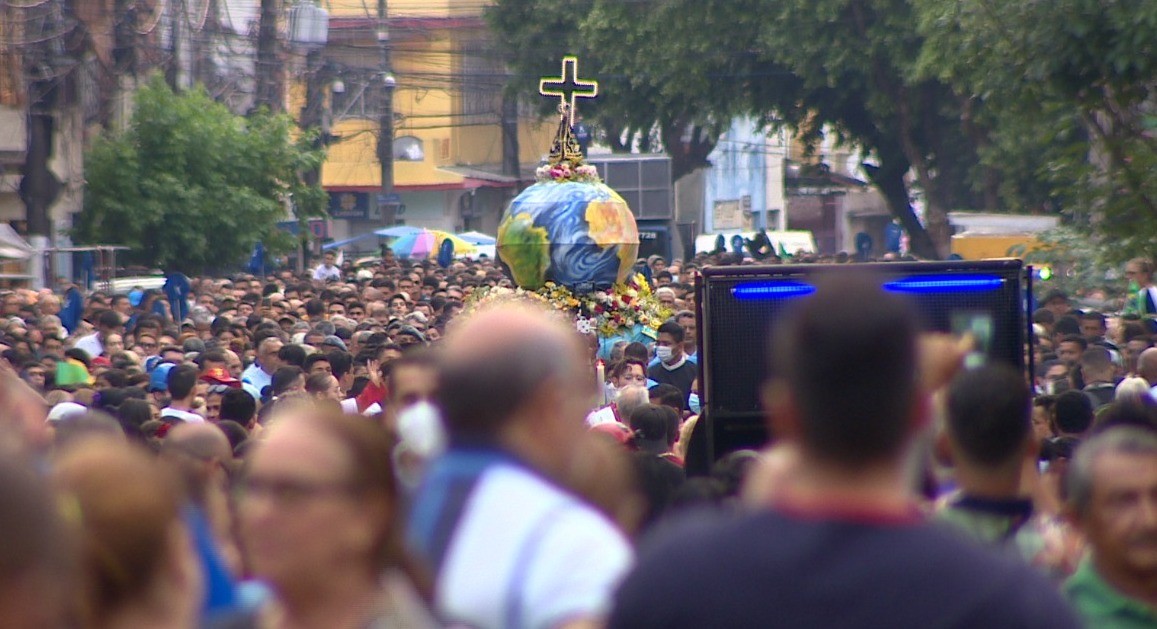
[951, 312, 993, 369]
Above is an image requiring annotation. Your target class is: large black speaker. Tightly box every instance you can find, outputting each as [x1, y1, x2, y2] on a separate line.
[686, 260, 1030, 473]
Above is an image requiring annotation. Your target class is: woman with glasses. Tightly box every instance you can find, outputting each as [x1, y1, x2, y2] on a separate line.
[236, 408, 434, 628]
[609, 358, 648, 391]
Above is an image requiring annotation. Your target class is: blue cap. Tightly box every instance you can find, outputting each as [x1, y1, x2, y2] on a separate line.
[129, 289, 144, 307]
[148, 363, 175, 393]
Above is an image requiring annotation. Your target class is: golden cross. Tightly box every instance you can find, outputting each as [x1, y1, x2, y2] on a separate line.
[539, 56, 598, 128]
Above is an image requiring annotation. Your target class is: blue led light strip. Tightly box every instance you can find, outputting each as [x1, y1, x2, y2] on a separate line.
[731, 281, 817, 300]
[730, 273, 1006, 300]
[883, 274, 1005, 293]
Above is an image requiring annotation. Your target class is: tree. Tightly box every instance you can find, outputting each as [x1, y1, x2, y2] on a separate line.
[1023, 227, 1119, 303]
[916, 0, 1157, 262]
[486, 0, 739, 182]
[76, 75, 325, 274]
[738, 0, 1009, 259]
[488, 0, 998, 259]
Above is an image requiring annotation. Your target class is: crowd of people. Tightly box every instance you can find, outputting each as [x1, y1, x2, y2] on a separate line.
[0, 248, 1154, 628]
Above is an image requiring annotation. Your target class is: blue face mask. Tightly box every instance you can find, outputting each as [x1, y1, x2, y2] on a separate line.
[688, 392, 701, 415]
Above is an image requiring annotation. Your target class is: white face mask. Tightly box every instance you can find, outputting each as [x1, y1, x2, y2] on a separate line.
[655, 346, 673, 362]
[396, 401, 446, 459]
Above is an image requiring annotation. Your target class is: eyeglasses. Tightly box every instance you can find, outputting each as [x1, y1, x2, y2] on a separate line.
[235, 476, 355, 505]
[206, 384, 232, 394]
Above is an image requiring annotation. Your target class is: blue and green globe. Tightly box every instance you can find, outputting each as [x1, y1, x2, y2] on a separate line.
[497, 181, 639, 292]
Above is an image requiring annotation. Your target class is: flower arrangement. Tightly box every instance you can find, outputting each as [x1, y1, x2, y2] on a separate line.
[535, 162, 602, 184]
[465, 273, 671, 337]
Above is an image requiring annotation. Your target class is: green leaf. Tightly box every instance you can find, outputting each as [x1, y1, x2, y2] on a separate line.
[78, 74, 326, 274]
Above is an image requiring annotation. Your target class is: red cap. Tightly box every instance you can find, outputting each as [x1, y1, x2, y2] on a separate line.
[200, 367, 241, 388]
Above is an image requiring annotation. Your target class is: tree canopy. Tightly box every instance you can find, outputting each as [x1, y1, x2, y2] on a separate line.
[75, 75, 326, 274]
[489, 0, 1157, 260]
[916, 0, 1157, 262]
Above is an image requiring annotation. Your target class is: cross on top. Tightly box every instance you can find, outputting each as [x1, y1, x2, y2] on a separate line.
[539, 56, 598, 127]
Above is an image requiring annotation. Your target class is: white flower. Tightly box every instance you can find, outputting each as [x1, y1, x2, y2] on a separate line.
[575, 317, 597, 335]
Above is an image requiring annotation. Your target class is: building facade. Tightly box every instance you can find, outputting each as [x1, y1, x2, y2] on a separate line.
[302, 0, 554, 249]
[701, 117, 892, 257]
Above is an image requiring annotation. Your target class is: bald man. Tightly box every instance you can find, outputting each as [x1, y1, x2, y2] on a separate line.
[407, 303, 632, 629]
[162, 423, 243, 610]
[1139, 348, 1157, 399]
[162, 423, 234, 532]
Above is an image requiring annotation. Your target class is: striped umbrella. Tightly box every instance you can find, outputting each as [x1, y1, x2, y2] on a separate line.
[389, 229, 478, 259]
[389, 230, 438, 259]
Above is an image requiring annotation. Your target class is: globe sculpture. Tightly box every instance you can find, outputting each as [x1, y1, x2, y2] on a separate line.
[497, 180, 639, 291]
[498, 56, 639, 292]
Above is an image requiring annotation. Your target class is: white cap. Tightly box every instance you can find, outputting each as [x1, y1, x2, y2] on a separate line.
[47, 402, 87, 423]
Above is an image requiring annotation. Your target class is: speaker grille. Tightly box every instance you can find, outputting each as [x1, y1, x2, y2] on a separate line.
[696, 261, 1026, 459]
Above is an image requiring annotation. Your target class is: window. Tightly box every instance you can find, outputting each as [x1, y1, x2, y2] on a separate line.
[394, 136, 424, 161]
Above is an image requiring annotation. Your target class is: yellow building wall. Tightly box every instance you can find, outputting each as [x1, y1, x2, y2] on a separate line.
[453, 125, 499, 166]
[312, 0, 557, 186]
[324, 0, 483, 18]
[950, 235, 1046, 260]
[312, 30, 465, 188]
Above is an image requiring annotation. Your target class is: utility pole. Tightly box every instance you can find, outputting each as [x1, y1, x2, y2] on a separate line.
[375, 0, 396, 226]
[189, 0, 219, 90]
[166, 0, 183, 89]
[18, 0, 68, 288]
[501, 89, 520, 181]
[301, 47, 324, 185]
[108, 0, 138, 128]
[254, 0, 284, 112]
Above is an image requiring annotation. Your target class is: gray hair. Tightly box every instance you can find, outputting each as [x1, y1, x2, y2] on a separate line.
[1114, 377, 1151, 402]
[615, 385, 649, 423]
[1067, 426, 1157, 515]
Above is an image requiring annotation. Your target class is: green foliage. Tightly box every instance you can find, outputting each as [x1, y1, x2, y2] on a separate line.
[915, 0, 1157, 260]
[76, 75, 326, 274]
[490, 0, 1157, 260]
[486, 0, 737, 181]
[488, 0, 989, 258]
[1023, 227, 1119, 300]
[744, 0, 990, 258]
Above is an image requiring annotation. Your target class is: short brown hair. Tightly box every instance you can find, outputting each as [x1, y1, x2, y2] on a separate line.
[771, 271, 918, 469]
[52, 438, 184, 625]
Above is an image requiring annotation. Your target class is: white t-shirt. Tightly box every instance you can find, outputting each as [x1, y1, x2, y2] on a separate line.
[242, 363, 272, 395]
[312, 264, 341, 282]
[73, 333, 104, 360]
[434, 462, 633, 629]
[160, 407, 205, 423]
